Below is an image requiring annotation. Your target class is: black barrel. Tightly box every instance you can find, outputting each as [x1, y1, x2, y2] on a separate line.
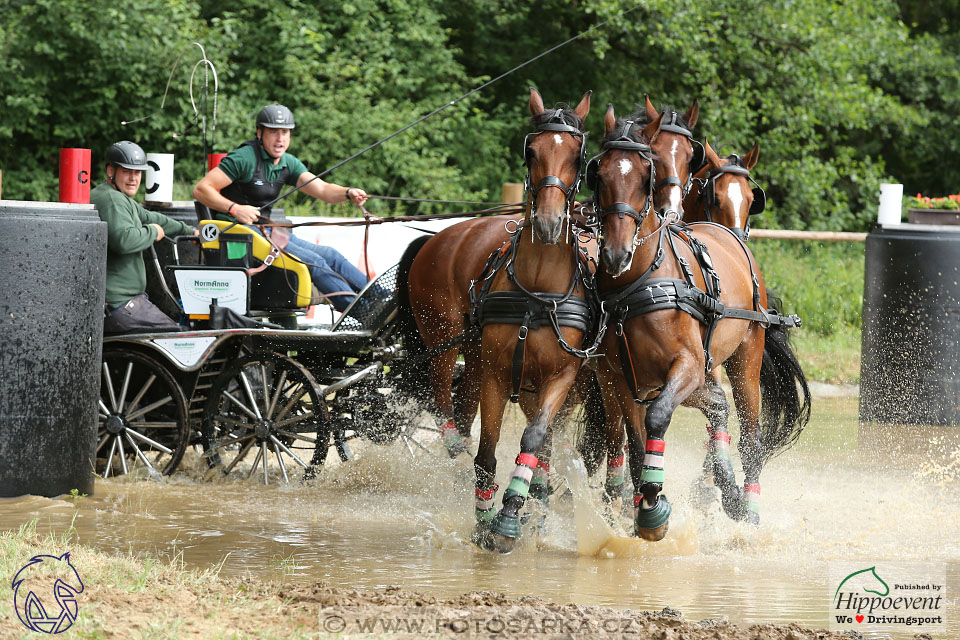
[860, 223, 960, 425]
[0, 200, 107, 496]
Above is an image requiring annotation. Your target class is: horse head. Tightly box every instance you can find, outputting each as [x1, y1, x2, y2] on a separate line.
[590, 103, 659, 277]
[685, 139, 764, 232]
[12, 552, 85, 633]
[644, 95, 701, 219]
[524, 87, 591, 244]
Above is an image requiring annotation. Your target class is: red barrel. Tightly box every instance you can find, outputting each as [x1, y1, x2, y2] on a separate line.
[59, 148, 92, 204]
[207, 153, 228, 172]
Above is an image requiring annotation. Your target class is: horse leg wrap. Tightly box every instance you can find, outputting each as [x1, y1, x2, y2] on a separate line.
[710, 429, 735, 482]
[743, 482, 761, 524]
[635, 439, 671, 532]
[604, 453, 626, 501]
[475, 483, 498, 525]
[528, 460, 550, 503]
[491, 453, 537, 539]
[441, 419, 469, 458]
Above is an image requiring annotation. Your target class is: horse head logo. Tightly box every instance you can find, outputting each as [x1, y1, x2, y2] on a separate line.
[11, 552, 84, 634]
[835, 566, 890, 599]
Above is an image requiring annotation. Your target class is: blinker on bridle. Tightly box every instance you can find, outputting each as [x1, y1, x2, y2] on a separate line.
[523, 108, 587, 233]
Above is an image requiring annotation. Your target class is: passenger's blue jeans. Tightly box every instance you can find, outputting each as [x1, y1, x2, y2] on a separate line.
[250, 227, 370, 311]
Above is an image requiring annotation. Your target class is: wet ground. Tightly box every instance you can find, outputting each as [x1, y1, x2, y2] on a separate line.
[2, 391, 957, 639]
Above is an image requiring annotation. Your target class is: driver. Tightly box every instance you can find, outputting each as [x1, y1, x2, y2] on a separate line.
[192, 104, 373, 312]
[91, 141, 198, 333]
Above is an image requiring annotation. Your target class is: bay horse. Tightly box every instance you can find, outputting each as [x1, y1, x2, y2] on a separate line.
[589, 105, 809, 540]
[399, 89, 595, 552]
[580, 97, 713, 503]
[683, 139, 765, 237]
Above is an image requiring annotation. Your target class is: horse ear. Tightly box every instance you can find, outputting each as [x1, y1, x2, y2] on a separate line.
[644, 94, 658, 122]
[529, 87, 544, 116]
[573, 90, 592, 122]
[743, 141, 760, 170]
[704, 138, 722, 168]
[604, 104, 617, 135]
[641, 111, 663, 141]
[684, 99, 700, 129]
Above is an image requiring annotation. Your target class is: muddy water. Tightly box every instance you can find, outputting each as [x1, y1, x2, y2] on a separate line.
[2, 394, 958, 638]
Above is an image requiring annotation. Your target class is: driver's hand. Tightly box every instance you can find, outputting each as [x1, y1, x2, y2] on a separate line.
[346, 188, 370, 207]
[150, 223, 165, 241]
[233, 204, 260, 224]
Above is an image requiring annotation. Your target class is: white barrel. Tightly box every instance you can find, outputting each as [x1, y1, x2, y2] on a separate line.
[877, 182, 903, 225]
[145, 153, 174, 204]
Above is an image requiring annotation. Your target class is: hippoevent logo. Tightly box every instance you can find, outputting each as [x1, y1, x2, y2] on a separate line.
[830, 562, 945, 633]
[11, 552, 84, 634]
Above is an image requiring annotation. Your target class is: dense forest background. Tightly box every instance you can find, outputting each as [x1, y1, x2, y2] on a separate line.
[2, 0, 958, 230]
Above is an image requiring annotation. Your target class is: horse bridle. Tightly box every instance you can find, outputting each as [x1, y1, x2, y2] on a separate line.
[694, 155, 767, 238]
[653, 110, 705, 213]
[585, 120, 657, 254]
[523, 109, 588, 226]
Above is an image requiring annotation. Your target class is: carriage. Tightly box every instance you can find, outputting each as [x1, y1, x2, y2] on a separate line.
[96, 214, 431, 483]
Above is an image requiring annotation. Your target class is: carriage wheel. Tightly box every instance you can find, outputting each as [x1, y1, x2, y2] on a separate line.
[97, 349, 190, 478]
[202, 352, 326, 484]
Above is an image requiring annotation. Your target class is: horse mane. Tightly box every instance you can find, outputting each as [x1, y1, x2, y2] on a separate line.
[529, 105, 585, 132]
[598, 114, 655, 149]
[630, 103, 693, 131]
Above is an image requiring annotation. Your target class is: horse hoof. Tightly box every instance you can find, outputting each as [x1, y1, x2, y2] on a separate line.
[720, 486, 745, 520]
[491, 512, 521, 539]
[635, 495, 672, 541]
[744, 508, 760, 526]
[489, 532, 519, 554]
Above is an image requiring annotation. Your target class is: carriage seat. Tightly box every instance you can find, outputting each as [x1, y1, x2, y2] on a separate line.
[197, 219, 313, 312]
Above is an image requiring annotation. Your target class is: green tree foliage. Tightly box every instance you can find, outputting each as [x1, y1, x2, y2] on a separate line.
[1, 0, 959, 227]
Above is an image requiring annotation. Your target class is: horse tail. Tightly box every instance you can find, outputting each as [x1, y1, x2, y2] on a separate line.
[757, 294, 811, 463]
[575, 371, 607, 477]
[395, 234, 433, 398]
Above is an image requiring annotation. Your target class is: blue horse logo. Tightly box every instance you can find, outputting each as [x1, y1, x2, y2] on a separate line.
[11, 552, 84, 634]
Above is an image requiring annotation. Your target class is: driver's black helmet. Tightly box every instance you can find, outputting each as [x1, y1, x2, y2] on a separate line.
[256, 104, 295, 129]
[106, 141, 149, 170]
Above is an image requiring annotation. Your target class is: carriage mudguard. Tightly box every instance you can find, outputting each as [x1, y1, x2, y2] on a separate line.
[198, 219, 312, 309]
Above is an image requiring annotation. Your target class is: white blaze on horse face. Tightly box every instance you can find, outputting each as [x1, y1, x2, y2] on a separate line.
[727, 181, 745, 228]
[618, 158, 633, 175]
[665, 139, 682, 213]
[553, 134, 564, 146]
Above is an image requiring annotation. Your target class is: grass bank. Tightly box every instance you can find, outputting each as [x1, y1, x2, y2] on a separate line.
[752, 239, 864, 385]
[1, 519, 319, 639]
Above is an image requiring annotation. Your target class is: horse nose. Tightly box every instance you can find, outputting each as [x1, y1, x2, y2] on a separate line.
[601, 246, 632, 277]
[533, 215, 563, 245]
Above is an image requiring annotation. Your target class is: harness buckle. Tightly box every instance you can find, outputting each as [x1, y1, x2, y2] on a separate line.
[518, 325, 529, 340]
